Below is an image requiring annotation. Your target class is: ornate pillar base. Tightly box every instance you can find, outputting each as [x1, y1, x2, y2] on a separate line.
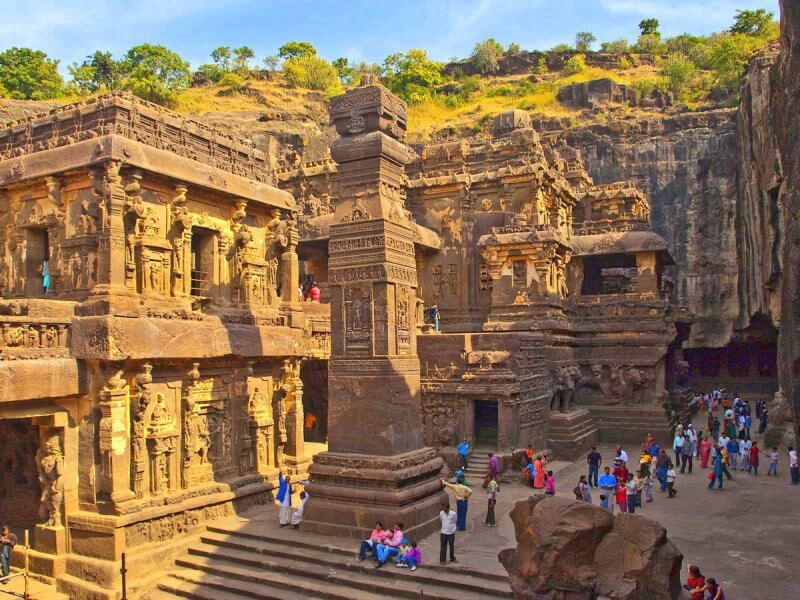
[302, 448, 447, 539]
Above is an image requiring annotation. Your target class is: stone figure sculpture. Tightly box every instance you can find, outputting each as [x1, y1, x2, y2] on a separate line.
[36, 431, 64, 527]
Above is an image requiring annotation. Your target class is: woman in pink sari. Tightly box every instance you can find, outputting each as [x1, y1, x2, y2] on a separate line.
[699, 434, 712, 468]
[533, 456, 546, 489]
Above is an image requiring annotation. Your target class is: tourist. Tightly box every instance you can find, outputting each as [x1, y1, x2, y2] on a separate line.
[524, 444, 534, 467]
[289, 491, 308, 528]
[648, 438, 660, 459]
[640, 469, 654, 502]
[394, 538, 411, 567]
[711, 416, 721, 440]
[699, 434, 712, 468]
[748, 440, 761, 475]
[457, 439, 470, 470]
[0, 526, 17, 584]
[673, 430, 685, 468]
[656, 450, 670, 492]
[587, 446, 602, 487]
[680, 434, 694, 474]
[358, 522, 385, 562]
[625, 473, 638, 513]
[523, 460, 535, 487]
[438, 503, 457, 565]
[744, 413, 752, 439]
[767, 446, 779, 476]
[485, 476, 499, 526]
[615, 482, 627, 513]
[544, 471, 556, 496]
[615, 445, 628, 466]
[307, 281, 321, 303]
[726, 437, 739, 470]
[578, 475, 592, 503]
[720, 445, 733, 480]
[454, 467, 466, 485]
[758, 406, 769, 435]
[277, 471, 294, 526]
[441, 478, 472, 531]
[708, 446, 725, 491]
[683, 564, 706, 600]
[740, 438, 752, 472]
[613, 460, 628, 485]
[666, 464, 677, 498]
[533, 455, 546, 489]
[487, 453, 500, 481]
[790, 447, 799, 484]
[598, 467, 617, 512]
[599, 494, 610, 513]
[704, 577, 726, 599]
[397, 540, 421, 571]
[375, 522, 404, 568]
[686, 423, 697, 446]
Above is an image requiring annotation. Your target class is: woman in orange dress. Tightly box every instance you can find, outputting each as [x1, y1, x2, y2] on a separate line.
[533, 455, 546, 489]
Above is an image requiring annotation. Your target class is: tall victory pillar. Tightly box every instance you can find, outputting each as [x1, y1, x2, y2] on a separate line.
[302, 80, 447, 537]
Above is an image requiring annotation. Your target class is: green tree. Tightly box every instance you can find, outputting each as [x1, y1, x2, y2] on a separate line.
[600, 39, 629, 53]
[506, 42, 522, 56]
[730, 9, 775, 36]
[704, 32, 763, 100]
[660, 53, 697, 99]
[563, 54, 587, 76]
[211, 47, 233, 71]
[551, 43, 573, 53]
[120, 44, 191, 107]
[575, 32, 597, 52]
[0, 47, 64, 100]
[634, 34, 666, 54]
[381, 49, 443, 103]
[470, 38, 505, 75]
[332, 57, 352, 83]
[278, 41, 316, 59]
[232, 46, 255, 72]
[639, 18, 661, 36]
[263, 55, 281, 71]
[283, 53, 341, 96]
[533, 56, 549, 74]
[69, 51, 120, 94]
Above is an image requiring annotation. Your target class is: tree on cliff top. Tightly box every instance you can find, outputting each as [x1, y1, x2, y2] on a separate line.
[575, 32, 597, 52]
[0, 47, 64, 100]
[69, 51, 120, 94]
[279, 42, 317, 59]
[119, 44, 191, 107]
[730, 9, 777, 37]
[382, 49, 443, 103]
[639, 18, 661, 36]
[470, 38, 505, 75]
[283, 53, 341, 96]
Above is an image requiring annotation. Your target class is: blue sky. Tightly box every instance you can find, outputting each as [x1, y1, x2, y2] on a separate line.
[1, 0, 780, 72]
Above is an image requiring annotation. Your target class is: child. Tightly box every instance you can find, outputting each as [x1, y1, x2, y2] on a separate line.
[394, 538, 411, 567]
[599, 493, 612, 513]
[641, 471, 654, 502]
[404, 541, 422, 571]
[544, 471, 556, 496]
[666, 466, 677, 497]
[615, 482, 627, 513]
[767, 447, 779, 476]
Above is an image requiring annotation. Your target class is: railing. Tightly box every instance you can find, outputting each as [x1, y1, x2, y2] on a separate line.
[190, 269, 209, 297]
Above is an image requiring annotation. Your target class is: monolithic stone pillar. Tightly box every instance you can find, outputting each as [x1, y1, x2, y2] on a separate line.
[282, 358, 308, 471]
[303, 81, 446, 538]
[98, 369, 135, 504]
[92, 161, 129, 295]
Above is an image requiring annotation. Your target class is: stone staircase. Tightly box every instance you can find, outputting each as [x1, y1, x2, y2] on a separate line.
[547, 408, 598, 459]
[148, 523, 513, 600]
[462, 452, 491, 484]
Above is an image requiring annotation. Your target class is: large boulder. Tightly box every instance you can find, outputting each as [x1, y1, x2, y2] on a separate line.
[499, 496, 682, 600]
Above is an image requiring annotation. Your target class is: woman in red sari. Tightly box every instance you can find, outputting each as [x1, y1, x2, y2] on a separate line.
[699, 434, 712, 468]
[533, 455, 546, 489]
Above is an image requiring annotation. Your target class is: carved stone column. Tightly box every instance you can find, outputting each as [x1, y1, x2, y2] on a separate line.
[281, 358, 308, 472]
[303, 81, 446, 538]
[280, 223, 300, 304]
[98, 369, 136, 504]
[92, 162, 129, 296]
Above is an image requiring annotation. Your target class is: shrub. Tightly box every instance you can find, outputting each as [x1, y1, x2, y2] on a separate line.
[704, 32, 764, 100]
[618, 57, 633, 70]
[533, 56, 549, 74]
[470, 38, 505, 75]
[506, 42, 522, 56]
[601, 39, 629, 53]
[196, 63, 225, 83]
[575, 32, 597, 52]
[660, 53, 697, 99]
[217, 71, 245, 95]
[551, 43, 573, 53]
[634, 34, 666, 55]
[283, 54, 342, 96]
[630, 77, 666, 102]
[563, 54, 587, 76]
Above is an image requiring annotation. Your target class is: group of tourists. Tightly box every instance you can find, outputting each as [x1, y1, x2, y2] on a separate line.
[357, 522, 422, 570]
[522, 445, 555, 492]
[276, 472, 309, 528]
[578, 444, 662, 513]
[684, 563, 727, 600]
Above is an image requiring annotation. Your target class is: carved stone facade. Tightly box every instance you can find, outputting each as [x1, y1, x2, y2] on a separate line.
[0, 94, 317, 599]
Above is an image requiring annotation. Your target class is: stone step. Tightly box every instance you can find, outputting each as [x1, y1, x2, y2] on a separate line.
[175, 549, 505, 600]
[199, 529, 511, 594]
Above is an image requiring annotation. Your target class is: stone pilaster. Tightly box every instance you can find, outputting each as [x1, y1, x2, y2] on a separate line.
[303, 82, 446, 538]
[98, 369, 136, 504]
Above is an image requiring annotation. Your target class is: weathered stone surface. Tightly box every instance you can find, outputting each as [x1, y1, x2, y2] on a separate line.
[557, 78, 672, 110]
[499, 495, 682, 600]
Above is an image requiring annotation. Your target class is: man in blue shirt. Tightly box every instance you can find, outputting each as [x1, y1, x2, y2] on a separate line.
[457, 439, 470, 469]
[598, 467, 618, 514]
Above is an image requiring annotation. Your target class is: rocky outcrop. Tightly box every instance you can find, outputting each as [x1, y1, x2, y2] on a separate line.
[499, 495, 682, 600]
[775, 0, 800, 447]
[444, 51, 655, 78]
[557, 78, 672, 110]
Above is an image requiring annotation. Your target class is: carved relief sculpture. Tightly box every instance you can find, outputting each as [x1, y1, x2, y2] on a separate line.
[36, 430, 64, 527]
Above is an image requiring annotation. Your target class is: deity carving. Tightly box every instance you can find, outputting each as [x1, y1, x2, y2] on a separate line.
[36, 430, 64, 527]
[184, 403, 211, 467]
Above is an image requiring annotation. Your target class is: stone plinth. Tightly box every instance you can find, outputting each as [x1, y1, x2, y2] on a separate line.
[587, 404, 671, 445]
[547, 408, 598, 459]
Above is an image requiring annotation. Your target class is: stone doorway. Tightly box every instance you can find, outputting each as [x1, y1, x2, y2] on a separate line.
[300, 360, 328, 443]
[0, 419, 41, 543]
[474, 399, 498, 448]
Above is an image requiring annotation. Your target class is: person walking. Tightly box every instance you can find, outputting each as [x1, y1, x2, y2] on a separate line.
[487, 453, 500, 486]
[700, 434, 712, 469]
[438, 504, 457, 565]
[680, 435, 694, 474]
[587, 446, 602, 487]
[708, 446, 725, 490]
[726, 437, 739, 471]
[457, 439, 470, 470]
[790, 447, 800, 484]
[740, 438, 752, 472]
[666, 465, 677, 498]
[758, 406, 769, 435]
[578, 475, 592, 503]
[673, 432, 685, 471]
[0, 526, 17, 584]
[625, 473, 638, 513]
[598, 467, 617, 513]
[749, 441, 761, 475]
[767, 446, 779, 476]
[441, 478, 472, 531]
[544, 471, 556, 496]
[485, 477, 499, 526]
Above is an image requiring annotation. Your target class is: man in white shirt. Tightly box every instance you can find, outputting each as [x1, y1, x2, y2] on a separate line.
[439, 503, 458, 564]
[615, 446, 628, 466]
[789, 447, 799, 484]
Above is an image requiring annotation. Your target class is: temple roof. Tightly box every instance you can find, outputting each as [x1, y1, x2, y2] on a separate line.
[572, 230, 673, 262]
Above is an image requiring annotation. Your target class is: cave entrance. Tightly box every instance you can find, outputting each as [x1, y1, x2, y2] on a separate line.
[474, 399, 499, 449]
[300, 360, 328, 445]
[191, 227, 216, 297]
[0, 419, 41, 544]
[580, 253, 637, 295]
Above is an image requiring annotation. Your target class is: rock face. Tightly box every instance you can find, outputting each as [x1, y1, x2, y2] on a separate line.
[499, 495, 683, 600]
[557, 79, 672, 110]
